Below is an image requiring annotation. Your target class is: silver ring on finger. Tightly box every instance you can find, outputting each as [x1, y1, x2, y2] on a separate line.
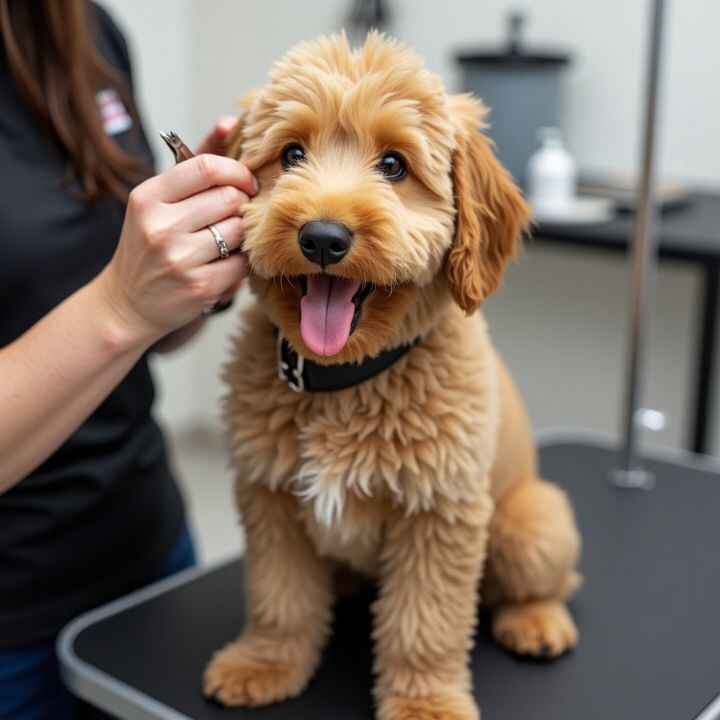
[208, 223, 230, 260]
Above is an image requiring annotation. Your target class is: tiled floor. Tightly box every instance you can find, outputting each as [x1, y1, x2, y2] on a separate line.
[165, 427, 245, 564]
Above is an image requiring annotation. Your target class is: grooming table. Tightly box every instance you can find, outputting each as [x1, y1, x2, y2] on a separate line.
[59, 434, 720, 720]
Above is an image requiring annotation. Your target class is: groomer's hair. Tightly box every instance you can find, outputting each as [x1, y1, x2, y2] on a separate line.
[0, 0, 147, 202]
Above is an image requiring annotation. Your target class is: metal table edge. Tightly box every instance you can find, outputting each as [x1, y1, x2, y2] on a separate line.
[696, 694, 720, 720]
[57, 556, 240, 720]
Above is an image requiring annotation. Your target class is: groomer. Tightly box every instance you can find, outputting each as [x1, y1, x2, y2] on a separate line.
[0, 1, 255, 717]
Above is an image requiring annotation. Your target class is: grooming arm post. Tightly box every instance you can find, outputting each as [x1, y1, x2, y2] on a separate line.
[612, 0, 666, 488]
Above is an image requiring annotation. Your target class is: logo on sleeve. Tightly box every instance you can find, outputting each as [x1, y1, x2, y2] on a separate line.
[97, 89, 133, 136]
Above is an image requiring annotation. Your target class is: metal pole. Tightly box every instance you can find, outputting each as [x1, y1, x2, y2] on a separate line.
[611, 0, 666, 489]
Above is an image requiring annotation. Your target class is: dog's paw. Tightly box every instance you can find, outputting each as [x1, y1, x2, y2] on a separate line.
[203, 640, 310, 707]
[492, 599, 578, 658]
[378, 693, 479, 720]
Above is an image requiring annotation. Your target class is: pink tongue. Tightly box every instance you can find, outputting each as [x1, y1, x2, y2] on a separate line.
[300, 275, 361, 356]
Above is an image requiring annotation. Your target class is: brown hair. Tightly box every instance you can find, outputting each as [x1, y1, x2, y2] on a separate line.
[0, 0, 148, 202]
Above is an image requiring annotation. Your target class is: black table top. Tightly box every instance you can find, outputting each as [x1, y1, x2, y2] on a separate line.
[534, 192, 720, 263]
[60, 436, 720, 720]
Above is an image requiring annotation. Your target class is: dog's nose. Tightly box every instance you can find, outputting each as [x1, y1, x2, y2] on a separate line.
[298, 221, 353, 267]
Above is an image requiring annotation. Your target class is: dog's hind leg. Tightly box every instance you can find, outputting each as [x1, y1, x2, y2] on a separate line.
[203, 484, 334, 707]
[484, 477, 582, 658]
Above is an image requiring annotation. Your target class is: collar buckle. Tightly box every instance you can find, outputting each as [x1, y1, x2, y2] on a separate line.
[277, 333, 305, 392]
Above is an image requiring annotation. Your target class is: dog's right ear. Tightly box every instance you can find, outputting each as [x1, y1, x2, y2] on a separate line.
[225, 90, 260, 159]
[445, 94, 530, 314]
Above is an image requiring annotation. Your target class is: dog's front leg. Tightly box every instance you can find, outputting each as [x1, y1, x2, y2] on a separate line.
[373, 494, 493, 720]
[204, 484, 334, 707]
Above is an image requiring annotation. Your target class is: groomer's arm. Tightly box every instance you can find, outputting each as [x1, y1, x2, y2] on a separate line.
[0, 148, 255, 493]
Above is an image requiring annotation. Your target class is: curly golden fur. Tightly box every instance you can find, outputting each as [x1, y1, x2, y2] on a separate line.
[205, 32, 581, 719]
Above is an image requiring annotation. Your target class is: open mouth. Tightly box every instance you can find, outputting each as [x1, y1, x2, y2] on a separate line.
[298, 274, 375, 356]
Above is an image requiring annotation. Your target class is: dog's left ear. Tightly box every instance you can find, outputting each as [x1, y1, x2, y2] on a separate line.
[446, 94, 531, 314]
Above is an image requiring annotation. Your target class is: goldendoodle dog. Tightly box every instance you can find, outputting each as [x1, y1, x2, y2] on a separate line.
[204, 32, 581, 720]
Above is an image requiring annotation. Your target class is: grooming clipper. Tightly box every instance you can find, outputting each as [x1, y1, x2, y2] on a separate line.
[159, 130, 195, 164]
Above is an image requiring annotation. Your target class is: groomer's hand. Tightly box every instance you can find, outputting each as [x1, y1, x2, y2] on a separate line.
[194, 117, 247, 309]
[96, 117, 256, 349]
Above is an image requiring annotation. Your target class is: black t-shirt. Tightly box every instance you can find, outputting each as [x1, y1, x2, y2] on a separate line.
[0, 4, 186, 648]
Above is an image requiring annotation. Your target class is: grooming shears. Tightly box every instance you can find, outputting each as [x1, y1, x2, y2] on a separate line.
[159, 130, 195, 164]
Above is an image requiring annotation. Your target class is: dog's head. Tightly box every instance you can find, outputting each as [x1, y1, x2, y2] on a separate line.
[229, 33, 529, 364]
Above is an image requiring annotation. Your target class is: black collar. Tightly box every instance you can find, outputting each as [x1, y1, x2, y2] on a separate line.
[276, 332, 418, 393]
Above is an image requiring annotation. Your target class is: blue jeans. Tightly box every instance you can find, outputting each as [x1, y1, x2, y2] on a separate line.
[0, 527, 196, 720]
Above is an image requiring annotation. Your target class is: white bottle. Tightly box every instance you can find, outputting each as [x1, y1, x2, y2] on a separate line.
[527, 127, 577, 218]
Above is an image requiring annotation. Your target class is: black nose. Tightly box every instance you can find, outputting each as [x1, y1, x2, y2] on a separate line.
[298, 221, 353, 267]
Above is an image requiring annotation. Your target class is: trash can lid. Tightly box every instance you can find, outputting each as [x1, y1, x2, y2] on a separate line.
[455, 11, 571, 68]
[455, 49, 570, 68]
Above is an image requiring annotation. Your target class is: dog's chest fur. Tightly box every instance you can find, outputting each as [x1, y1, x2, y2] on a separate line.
[224, 305, 499, 573]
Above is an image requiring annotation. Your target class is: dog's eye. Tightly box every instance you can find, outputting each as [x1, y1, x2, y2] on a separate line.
[377, 152, 407, 181]
[281, 143, 305, 170]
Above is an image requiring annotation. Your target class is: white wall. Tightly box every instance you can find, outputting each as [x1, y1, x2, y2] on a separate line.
[100, 0, 719, 453]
